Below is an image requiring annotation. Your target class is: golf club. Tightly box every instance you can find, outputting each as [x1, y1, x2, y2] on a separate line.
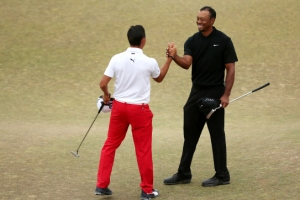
[70, 103, 104, 158]
[206, 82, 270, 119]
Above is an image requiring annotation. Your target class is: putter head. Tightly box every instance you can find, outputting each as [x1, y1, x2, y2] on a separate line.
[70, 151, 80, 158]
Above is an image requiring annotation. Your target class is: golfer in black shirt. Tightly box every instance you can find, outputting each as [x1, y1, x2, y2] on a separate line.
[164, 6, 238, 187]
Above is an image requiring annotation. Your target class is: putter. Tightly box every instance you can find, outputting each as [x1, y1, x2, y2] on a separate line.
[206, 82, 270, 119]
[71, 103, 105, 157]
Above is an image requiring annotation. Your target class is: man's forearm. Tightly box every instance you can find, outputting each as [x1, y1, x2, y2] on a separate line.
[100, 85, 109, 96]
[159, 58, 172, 81]
[99, 75, 112, 96]
[172, 54, 190, 70]
[224, 66, 235, 96]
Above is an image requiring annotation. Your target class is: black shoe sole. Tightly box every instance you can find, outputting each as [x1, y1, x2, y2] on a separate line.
[95, 192, 112, 195]
[202, 181, 230, 187]
[95, 187, 112, 195]
[164, 179, 191, 185]
[95, 191, 112, 195]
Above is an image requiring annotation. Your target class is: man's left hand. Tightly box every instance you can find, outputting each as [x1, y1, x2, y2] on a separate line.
[220, 95, 229, 108]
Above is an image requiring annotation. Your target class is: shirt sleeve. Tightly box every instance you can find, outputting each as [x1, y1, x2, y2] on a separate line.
[151, 58, 160, 79]
[224, 38, 238, 64]
[104, 56, 116, 78]
[184, 36, 193, 56]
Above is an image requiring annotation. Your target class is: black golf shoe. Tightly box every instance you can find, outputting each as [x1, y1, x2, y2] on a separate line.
[202, 176, 230, 187]
[95, 187, 113, 195]
[140, 189, 159, 200]
[163, 173, 191, 185]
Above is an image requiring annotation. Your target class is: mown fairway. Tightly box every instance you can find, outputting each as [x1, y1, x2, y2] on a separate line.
[0, 0, 299, 199]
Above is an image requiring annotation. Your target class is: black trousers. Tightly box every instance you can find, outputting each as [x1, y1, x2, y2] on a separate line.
[178, 85, 230, 180]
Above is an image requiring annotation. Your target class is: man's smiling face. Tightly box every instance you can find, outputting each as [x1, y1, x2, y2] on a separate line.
[196, 10, 215, 33]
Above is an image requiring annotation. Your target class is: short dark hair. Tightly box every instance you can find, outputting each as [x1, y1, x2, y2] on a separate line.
[127, 25, 146, 46]
[200, 6, 216, 19]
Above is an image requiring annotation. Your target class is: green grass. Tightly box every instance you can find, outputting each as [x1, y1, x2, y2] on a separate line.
[0, 0, 299, 199]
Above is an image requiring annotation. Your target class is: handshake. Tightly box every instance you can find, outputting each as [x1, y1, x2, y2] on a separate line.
[166, 42, 177, 60]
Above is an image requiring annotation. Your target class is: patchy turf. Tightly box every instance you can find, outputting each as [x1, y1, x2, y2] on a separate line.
[0, 0, 299, 199]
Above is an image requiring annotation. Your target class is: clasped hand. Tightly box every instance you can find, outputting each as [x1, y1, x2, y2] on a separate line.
[166, 42, 177, 59]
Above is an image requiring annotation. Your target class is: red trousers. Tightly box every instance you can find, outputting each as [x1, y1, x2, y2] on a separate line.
[96, 100, 154, 193]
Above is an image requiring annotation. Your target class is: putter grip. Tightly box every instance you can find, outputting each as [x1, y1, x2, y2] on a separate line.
[252, 82, 270, 93]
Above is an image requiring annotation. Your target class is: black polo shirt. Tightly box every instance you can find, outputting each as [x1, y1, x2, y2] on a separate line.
[184, 27, 238, 88]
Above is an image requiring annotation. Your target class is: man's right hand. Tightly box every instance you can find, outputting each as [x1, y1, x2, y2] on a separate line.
[102, 93, 111, 104]
[166, 42, 177, 59]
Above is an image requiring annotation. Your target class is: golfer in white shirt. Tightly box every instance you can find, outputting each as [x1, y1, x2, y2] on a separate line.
[95, 25, 174, 200]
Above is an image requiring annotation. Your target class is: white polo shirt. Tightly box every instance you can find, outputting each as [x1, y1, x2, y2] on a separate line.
[104, 47, 160, 104]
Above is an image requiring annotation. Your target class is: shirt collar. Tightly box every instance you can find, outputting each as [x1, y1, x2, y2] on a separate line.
[126, 47, 143, 53]
[199, 26, 216, 38]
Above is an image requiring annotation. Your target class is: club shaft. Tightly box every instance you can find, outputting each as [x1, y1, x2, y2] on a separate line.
[229, 91, 252, 103]
[76, 112, 100, 151]
[230, 82, 270, 103]
[215, 82, 270, 109]
[206, 83, 270, 119]
[75, 103, 104, 152]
